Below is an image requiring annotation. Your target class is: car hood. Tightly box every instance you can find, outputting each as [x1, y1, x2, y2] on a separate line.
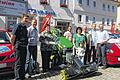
[0, 44, 14, 56]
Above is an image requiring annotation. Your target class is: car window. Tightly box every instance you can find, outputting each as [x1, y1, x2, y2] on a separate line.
[109, 34, 120, 39]
[0, 32, 10, 43]
[108, 34, 120, 43]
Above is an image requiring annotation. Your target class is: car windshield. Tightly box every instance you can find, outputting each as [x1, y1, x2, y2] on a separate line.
[0, 32, 10, 43]
[108, 34, 120, 43]
[109, 34, 120, 39]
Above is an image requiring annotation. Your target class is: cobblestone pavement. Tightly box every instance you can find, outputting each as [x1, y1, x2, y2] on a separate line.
[1, 67, 120, 80]
[6, 66, 116, 80]
[80, 67, 120, 80]
[27, 67, 120, 80]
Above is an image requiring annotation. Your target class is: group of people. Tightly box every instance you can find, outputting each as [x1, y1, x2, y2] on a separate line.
[64, 23, 109, 69]
[11, 14, 109, 80]
[11, 14, 39, 80]
[11, 14, 59, 80]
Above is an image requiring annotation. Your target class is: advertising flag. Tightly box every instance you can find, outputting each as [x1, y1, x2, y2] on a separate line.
[41, 14, 52, 32]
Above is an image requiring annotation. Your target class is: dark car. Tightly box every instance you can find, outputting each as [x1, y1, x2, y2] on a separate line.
[0, 29, 16, 75]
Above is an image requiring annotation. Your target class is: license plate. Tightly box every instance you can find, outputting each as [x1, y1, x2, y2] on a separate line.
[0, 63, 7, 68]
[118, 58, 120, 61]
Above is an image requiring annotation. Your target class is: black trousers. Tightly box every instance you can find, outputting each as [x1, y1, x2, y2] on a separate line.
[84, 44, 90, 64]
[15, 45, 27, 80]
[91, 46, 96, 62]
[41, 51, 51, 71]
[28, 45, 37, 70]
[28, 46, 37, 63]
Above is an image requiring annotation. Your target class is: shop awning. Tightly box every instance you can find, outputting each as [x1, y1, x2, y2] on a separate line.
[52, 7, 73, 21]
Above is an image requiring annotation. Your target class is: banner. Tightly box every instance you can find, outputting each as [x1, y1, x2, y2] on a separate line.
[41, 14, 52, 32]
[0, 0, 26, 16]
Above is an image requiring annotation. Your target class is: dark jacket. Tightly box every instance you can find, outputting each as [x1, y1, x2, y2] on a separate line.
[39, 31, 54, 51]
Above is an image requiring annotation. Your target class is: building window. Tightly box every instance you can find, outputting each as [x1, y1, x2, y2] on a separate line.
[103, 3, 106, 11]
[79, 0, 82, 4]
[87, 0, 89, 6]
[40, 0, 49, 4]
[93, 1, 96, 7]
[7, 16, 17, 32]
[107, 18, 110, 25]
[86, 16, 89, 23]
[78, 15, 82, 23]
[112, 6, 115, 12]
[108, 5, 110, 11]
[60, 0, 68, 7]
[92, 17, 96, 23]
[102, 18, 105, 24]
[57, 22, 69, 34]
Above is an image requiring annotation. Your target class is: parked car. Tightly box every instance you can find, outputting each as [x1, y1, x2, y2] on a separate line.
[106, 33, 120, 65]
[0, 29, 16, 75]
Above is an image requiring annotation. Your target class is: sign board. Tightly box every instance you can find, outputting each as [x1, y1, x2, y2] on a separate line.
[0, 0, 27, 16]
[28, 9, 56, 16]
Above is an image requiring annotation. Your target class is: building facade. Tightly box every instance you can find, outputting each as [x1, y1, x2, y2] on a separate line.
[0, 0, 27, 31]
[71, 0, 118, 29]
[117, 0, 120, 25]
[0, 0, 119, 32]
[27, 0, 119, 33]
[27, 0, 73, 33]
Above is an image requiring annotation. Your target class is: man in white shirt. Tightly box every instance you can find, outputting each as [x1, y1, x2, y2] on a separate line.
[64, 26, 73, 41]
[27, 19, 39, 74]
[89, 23, 97, 63]
[96, 24, 109, 69]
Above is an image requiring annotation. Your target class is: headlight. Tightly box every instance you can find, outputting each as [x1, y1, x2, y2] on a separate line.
[106, 49, 114, 53]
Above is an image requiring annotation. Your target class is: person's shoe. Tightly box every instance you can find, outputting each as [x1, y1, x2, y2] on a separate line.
[41, 69, 47, 73]
[34, 69, 40, 74]
[101, 66, 107, 69]
[25, 73, 31, 79]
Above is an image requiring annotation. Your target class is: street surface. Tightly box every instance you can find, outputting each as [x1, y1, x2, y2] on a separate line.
[1, 67, 120, 80]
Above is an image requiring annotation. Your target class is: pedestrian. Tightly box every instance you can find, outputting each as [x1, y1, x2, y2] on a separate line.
[39, 24, 53, 72]
[64, 26, 73, 41]
[11, 14, 29, 80]
[73, 27, 86, 64]
[88, 23, 98, 63]
[96, 24, 109, 69]
[27, 18, 39, 74]
[82, 25, 92, 64]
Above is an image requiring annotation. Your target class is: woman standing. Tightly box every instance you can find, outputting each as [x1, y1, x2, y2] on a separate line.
[39, 24, 53, 72]
[73, 27, 86, 48]
[73, 27, 86, 64]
